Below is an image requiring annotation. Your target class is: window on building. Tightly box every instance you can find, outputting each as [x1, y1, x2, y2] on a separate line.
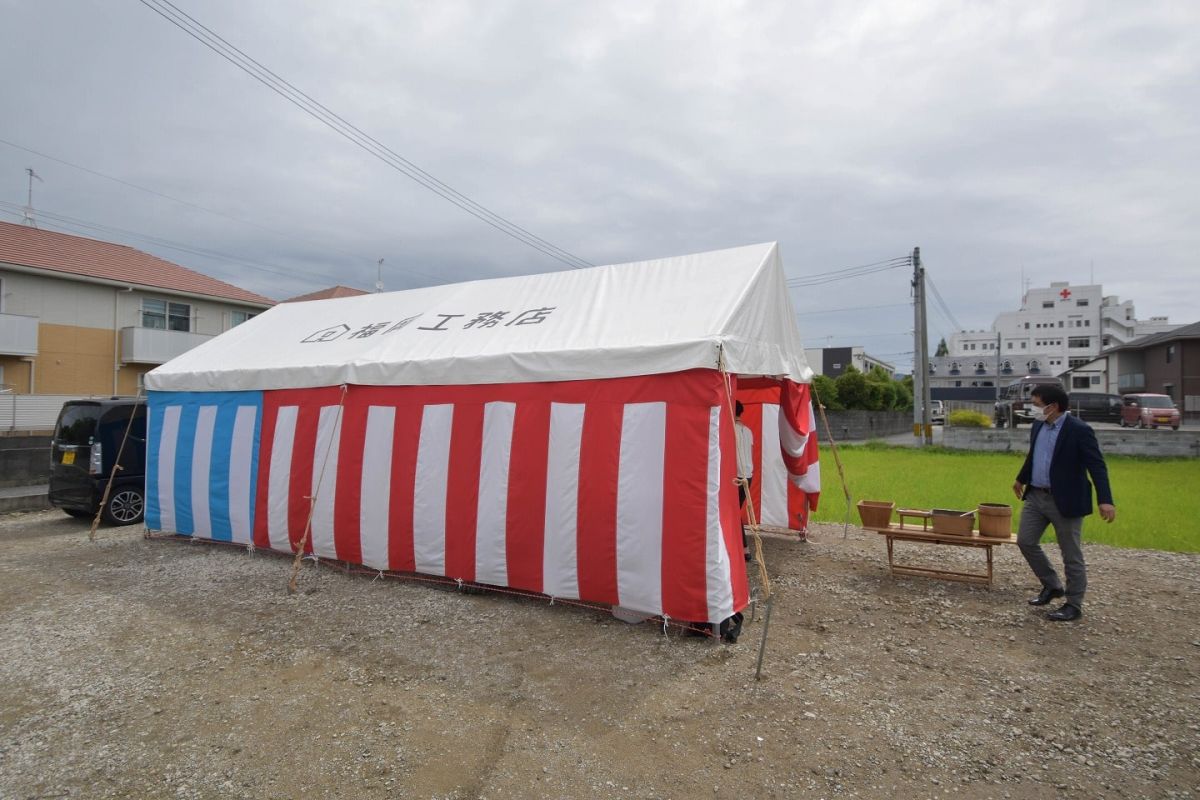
[1021, 342, 1027, 349]
[1025, 322, 1030, 329]
[1043, 302, 1054, 309]
[142, 299, 191, 332]
[1068, 337, 1090, 349]
[1085, 320, 1090, 326]
[229, 310, 257, 328]
[1076, 299, 1089, 307]
[1167, 344, 1175, 364]
[1103, 335, 1111, 346]
[1091, 375, 1100, 385]
[1069, 357, 1090, 368]
[1072, 376, 1090, 389]
[1163, 383, 1175, 401]
[1058, 321, 1064, 327]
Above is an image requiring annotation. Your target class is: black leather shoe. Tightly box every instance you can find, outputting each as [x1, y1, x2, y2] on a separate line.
[1028, 586, 1065, 606]
[1046, 603, 1082, 622]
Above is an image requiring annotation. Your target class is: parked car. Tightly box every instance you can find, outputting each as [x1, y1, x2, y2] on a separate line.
[1067, 392, 1123, 424]
[929, 400, 946, 425]
[1120, 394, 1181, 430]
[48, 397, 147, 525]
[993, 376, 1065, 428]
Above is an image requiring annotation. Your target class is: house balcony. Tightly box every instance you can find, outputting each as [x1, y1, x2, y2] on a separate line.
[1117, 373, 1146, 392]
[0, 312, 38, 356]
[120, 326, 213, 365]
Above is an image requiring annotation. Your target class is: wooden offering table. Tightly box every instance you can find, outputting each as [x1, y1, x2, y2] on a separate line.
[862, 509, 1017, 586]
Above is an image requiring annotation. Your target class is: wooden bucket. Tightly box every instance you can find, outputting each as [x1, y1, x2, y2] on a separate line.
[977, 503, 1013, 537]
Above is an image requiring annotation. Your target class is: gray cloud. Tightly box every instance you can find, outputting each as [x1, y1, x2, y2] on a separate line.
[2, 0, 1196, 371]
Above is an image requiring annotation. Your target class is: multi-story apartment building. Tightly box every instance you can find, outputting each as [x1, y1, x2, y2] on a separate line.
[803, 346, 895, 379]
[0, 220, 273, 396]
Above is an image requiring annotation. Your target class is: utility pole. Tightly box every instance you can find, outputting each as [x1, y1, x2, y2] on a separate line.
[995, 329, 1002, 403]
[22, 168, 42, 228]
[375, 258, 384, 293]
[911, 247, 932, 444]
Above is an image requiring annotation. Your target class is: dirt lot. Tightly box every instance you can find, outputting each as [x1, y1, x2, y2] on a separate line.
[1, 509, 1197, 800]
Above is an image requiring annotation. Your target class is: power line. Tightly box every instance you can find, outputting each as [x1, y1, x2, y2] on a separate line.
[924, 271, 962, 332]
[786, 255, 911, 287]
[793, 301, 912, 316]
[0, 135, 444, 287]
[0, 201, 354, 291]
[814, 331, 913, 341]
[137, 0, 593, 270]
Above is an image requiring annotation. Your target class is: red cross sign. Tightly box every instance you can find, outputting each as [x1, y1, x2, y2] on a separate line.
[1059, 287, 1072, 300]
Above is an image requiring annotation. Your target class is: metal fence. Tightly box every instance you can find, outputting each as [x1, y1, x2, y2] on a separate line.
[942, 400, 996, 427]
[0, 394, 75, 433]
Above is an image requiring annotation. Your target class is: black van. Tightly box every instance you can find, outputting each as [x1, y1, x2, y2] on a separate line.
[1067, 392, 1122, 424]
[48, 397, 147, 525]
[993, 376, 1065, 428]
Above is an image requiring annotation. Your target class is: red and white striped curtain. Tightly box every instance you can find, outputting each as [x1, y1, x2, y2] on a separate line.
[735, 378, 821, 531]
[248, 369, 749, 623]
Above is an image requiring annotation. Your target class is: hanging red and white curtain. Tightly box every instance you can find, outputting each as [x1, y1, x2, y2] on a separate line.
[735, 378, 821, 532]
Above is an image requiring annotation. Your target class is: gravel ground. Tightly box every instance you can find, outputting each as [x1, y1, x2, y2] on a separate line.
[1, 509, 1197, 800]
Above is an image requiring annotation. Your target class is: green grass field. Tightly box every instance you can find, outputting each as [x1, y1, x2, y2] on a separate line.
[809, 442, 1200, 552]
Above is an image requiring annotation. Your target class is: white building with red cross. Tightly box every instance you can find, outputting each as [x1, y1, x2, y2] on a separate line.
[947, 282, 1178, 382]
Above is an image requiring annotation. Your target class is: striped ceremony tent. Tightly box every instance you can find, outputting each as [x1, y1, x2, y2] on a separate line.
[145, 243, 819, 625]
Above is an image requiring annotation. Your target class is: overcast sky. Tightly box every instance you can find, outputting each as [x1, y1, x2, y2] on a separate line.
[1, 0, 1197, 371]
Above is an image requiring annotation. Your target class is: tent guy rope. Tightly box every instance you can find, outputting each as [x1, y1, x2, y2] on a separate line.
[288, 384, 349, 594]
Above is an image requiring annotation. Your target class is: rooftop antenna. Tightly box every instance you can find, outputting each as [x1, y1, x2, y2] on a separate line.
[22, 167, 42, 228]
[375, 258, 384, 293]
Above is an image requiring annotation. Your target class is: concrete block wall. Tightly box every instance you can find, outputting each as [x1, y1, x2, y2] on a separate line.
[0, 435, 52, 487]
[821, 410, 912, 442]
[943, 427, 1200, 458]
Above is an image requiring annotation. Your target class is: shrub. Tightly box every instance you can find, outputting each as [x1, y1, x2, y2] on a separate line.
[811, 374, 842, 410]
[835, 368, 873, 410]
[949, 409, 992, 428]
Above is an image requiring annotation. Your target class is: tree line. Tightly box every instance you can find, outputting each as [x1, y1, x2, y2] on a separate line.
[810, 366, 913, 412]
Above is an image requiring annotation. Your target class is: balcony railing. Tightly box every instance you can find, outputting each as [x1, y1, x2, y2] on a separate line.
[0, 312, 38, 356]
[120, 326, 213, 365]
[1117, 373, 1146, 391]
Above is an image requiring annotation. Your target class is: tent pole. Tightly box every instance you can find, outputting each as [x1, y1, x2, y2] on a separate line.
[89, 389, 144, 542]
[810, 382, 854, 539]
[717, 347, 772, 598]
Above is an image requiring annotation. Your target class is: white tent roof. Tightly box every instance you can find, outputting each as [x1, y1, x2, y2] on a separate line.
[146, 242, 812, 392]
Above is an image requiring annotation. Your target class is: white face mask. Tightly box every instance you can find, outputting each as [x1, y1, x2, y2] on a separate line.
[1030, 404, 1051, 422]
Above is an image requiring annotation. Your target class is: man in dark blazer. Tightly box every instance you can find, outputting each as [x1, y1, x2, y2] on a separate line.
[1012, 384, 1116, 621]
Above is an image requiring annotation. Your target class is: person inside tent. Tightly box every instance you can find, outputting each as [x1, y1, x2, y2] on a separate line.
[735, 401, 753, 562]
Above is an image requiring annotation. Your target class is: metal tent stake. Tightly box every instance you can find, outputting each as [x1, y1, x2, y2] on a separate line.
[754, 594, 775, 682]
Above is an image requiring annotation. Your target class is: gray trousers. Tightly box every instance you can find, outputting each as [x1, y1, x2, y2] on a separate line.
[1017, 489, 1087, 607]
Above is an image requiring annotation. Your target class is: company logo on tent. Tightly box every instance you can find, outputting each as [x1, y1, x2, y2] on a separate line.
[301, 323, 350, 343]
